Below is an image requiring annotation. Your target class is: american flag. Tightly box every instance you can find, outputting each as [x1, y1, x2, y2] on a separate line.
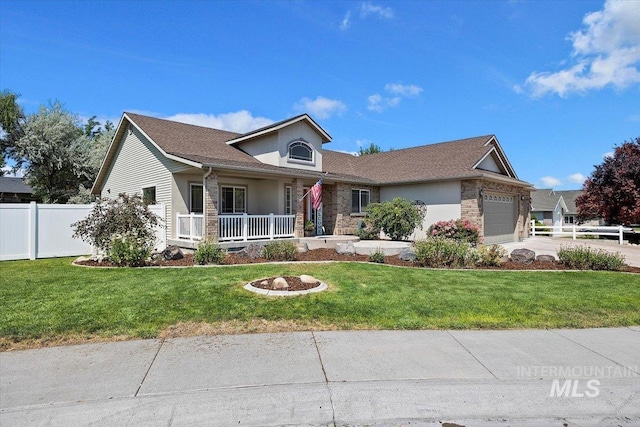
[310, 178, 323, 210]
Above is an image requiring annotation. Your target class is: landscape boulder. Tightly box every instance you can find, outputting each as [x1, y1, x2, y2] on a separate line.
[236, 243, 265, 259]
[510, 248, 536, 264]
[273, 277, 289, 289]
[398, 247, 416, 262]
[300, 274, 317, 284]
[162, 245, 185, 261]
[296, 243, 309, 253]
[536, 254, 557, 263]
[335, 241, 356, 255]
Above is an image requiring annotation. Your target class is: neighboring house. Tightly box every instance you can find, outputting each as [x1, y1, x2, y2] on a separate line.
[91, 112, 532, 246]
[0, 176, 39, 203]
[530, 189, 601, 227]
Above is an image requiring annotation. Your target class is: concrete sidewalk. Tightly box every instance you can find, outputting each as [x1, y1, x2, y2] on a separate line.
[501, 236, 640, 267]
[1, 329, 639, 426]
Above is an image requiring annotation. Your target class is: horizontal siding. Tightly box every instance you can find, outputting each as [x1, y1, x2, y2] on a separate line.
[101, 126, 191, 242]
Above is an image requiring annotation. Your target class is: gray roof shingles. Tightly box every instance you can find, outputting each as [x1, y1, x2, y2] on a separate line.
[0, 176, 34, 194]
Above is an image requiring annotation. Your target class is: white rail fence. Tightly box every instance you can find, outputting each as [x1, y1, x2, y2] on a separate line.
[0, 202, 165, 261]
[176, 213, 296, 241]
[530, 220, 632, 245]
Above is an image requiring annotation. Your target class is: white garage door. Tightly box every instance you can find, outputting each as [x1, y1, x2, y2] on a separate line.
[483, 193, 516, 244]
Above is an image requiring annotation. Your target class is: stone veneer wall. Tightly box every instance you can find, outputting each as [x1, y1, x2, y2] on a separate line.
[329, 183, 379, 235]
[293, 178, 304, 237]
[204, 172, 219, 242]
[461, 179, 531, 242]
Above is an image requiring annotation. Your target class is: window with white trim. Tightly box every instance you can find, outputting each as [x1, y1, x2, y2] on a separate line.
[220, 186, 246, 214]
[285, 186, 292, 215]
[351, 189, 370, 213]
[288, 141, 313, 162]
[190, 184, 203, 214]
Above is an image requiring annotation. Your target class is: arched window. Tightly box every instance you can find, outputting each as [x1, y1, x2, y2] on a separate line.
[288, 141, 313, 162]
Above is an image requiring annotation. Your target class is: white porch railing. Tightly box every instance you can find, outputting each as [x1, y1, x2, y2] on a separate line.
[176, 213, 204, 240]
[176, 213, 296, 241]
[218, 214, 295, 241]
[530, 220, 632, 245]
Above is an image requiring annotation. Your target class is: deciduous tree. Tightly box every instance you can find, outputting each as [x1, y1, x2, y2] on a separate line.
[576, 137, 640, 225]
[0, 90, 25, 175]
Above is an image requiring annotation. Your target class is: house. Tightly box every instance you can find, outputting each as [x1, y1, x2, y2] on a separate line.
[530, 189, 601, 227]
[0, 176, 39, 203]
[91, 112, 533, 246]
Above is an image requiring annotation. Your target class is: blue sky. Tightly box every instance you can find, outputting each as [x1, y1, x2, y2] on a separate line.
[1, 0, 639, 189]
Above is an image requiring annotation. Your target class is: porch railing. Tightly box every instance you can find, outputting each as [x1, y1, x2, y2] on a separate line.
[176, 213, 296, 241]
[219, 214, 295, 241]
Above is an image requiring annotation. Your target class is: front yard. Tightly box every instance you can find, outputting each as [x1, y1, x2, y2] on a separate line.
[1, 258, 639, 350]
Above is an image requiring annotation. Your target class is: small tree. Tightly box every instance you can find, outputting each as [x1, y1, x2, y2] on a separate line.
[364, 197, 425, 241]
[72, 193, 162, 256]
[576, 137, 640, 225]
[358, 142, 382, 156]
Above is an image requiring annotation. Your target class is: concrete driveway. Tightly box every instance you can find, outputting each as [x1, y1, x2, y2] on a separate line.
[1, 328, 639, 426]
[501, 236, 640, 267]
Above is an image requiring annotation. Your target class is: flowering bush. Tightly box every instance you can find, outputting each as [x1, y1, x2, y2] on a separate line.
[427, 219, 480, 245]
[109, 234, 152, 267]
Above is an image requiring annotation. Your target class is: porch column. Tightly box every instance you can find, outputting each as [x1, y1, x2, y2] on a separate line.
[334, 182, 351, 235]
[204, 171, 219, 242]
[461, 179, 482, 241]
[293, 178, 304, 237]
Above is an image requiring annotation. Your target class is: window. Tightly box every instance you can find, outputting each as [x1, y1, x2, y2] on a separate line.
[351, 189, 370, 213]
[288, 141, 313, 162]
[142, 186, 156, 205]
[285, 186, 292, 215]
[190, 184, 203, 214]
[221, 186, 246, 214]
[565, 215, 575, 224]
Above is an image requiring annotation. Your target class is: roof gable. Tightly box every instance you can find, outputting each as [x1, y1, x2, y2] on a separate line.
[225, 114, 331, 145]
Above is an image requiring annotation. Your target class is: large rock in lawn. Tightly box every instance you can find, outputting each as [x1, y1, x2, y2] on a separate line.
[398, 247, 416, 262]
[511, 248, 536, 264]
[536, 254, 556, 263]
[162, 245, 185, 261]
[300, 274, 317, 284]
[236, 243, 265, 259]
[273, 277, 289, 289]
[335, 241, 355, 255]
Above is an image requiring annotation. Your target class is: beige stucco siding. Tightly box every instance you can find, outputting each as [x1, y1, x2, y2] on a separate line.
[100, 127, 192, 242]
[380, 181, 462, 239]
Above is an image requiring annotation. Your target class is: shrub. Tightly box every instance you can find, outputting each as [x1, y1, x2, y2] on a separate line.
[364, 197, 426, 241]
[369, 248, 385, 264]
[476, 244, 507, 267]
[263, 241, 297, 261]
[109, 234, 151, 267]
[414, 237, 478, 268]
[428, 219, 480, 245]
[557, 245, 626, 271]
[194, 240, 226, 265]
[356, 219, 381, 240]
[72, 193, 162, 254]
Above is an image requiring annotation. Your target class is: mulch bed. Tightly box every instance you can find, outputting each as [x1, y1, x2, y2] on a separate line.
[74, 249, 640, 273]
[250, 276, 321, 292]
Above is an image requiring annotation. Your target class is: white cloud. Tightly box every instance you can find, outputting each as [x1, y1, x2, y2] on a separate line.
[340, 11, 351, 30]
[367, 82, 423, 112]
[165, 111, 274, 133]
[360, 2, 394, 19]
[523, 0, 640, 97]
[1, 166, 25, 178]
[295, 96, 346, 119]
[603, 151, 614, 158]
[541, 176, 562, 187]
[567, 173, 586, 184]
[334, 149, 358, 156]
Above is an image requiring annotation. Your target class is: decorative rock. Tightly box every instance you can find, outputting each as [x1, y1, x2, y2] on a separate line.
[398, 248, 416, 262]
[300, 274, 317, 284]
[536, 254, 556, 263]
[335, 241, 356, 255]
[236, 243, 265, 259]
[260, 280, 268, 286]
[511, 248, 536, 264]
[162, 245, 185, 261]
[296, 243, 309, 253]
[273, 277, 289, 289]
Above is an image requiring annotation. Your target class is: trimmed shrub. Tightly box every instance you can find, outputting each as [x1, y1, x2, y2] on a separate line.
[364, 197, 426, 241]
[263, 241, 297, 261]
[194, 240, 226, 265]
[557, 245, 626, 271]
[428, 219, 480, 245]
[369, 248, 385, 264]
[414, 237, 478, 268]
[109, 234, 151, 267]
[476, 244, 507, 267]
[356, 219, 381, 240]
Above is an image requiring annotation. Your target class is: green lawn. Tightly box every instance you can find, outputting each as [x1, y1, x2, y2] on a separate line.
[1, 258, 639, 348]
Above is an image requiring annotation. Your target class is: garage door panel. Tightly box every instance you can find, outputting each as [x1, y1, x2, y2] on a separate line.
[484, 194, 516, 244]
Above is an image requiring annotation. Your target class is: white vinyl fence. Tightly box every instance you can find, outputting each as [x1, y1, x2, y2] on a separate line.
[530, 220, 632, 245]
[0, 202, 165, 261]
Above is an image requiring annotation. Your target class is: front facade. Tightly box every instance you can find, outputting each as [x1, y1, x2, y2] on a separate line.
[92, 113, 532, 245]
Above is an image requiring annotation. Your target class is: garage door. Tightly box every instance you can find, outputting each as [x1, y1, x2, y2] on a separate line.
[483, 193, 516, 244]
